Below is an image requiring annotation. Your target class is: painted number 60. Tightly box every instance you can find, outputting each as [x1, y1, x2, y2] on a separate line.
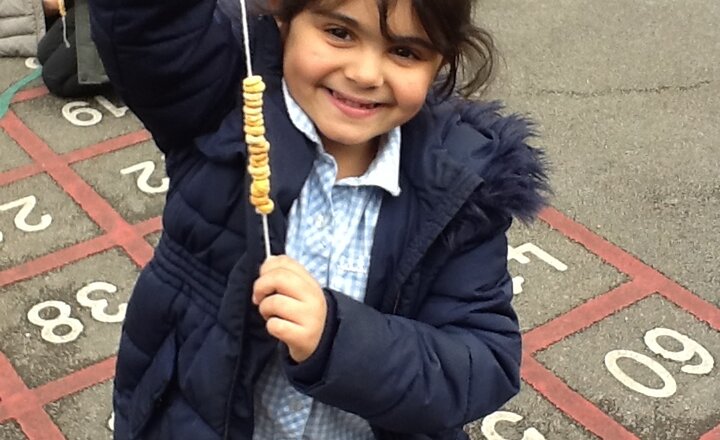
[605, 327, 714, 398]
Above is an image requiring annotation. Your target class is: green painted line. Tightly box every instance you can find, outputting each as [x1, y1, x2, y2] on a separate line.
[0, 68, 43, 119]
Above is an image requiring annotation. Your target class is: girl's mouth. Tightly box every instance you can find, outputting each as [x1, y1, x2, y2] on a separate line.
[327, 88, 382, 110]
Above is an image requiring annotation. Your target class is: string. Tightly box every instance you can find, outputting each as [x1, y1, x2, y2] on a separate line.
[238, 0, 271, 259]
[238, 0, 254, 77]
[58, 0, 70, 48]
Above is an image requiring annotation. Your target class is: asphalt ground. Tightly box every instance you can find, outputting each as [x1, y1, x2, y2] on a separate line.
[0, 0, 718, 439]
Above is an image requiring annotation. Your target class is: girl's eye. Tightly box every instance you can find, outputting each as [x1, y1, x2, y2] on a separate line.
[326, 27, 351, 40]
[392, 47, 420, 60]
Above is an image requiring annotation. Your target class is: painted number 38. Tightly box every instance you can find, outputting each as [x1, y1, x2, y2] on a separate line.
[27, 282, 126, 344]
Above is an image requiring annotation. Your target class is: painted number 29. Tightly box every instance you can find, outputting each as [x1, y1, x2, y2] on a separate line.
[605, 327, 714, 398]
[27, 282, 126, 344]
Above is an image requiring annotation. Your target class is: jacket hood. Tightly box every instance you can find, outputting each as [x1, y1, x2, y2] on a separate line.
[432, 97, 552, 223]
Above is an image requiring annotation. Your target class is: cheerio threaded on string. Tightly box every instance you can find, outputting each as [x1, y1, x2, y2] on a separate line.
[238, 0, 273, 259]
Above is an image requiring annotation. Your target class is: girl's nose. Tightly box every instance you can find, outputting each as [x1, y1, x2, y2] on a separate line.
[345, 50, 384, 88]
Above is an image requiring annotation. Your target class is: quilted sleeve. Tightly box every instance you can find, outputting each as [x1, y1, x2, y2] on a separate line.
[87, 0, 243, 151]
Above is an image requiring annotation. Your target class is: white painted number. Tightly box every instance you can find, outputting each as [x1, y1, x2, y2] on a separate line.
[61, 97, 128, 126]
[108, 412, 115, 431]
[508, 243, 567, 295]
[120, 161, 169, 194]
[481, 411, 546, 440]
[604, 350, 677, 398]
[0, 195, 53, 232]
[27, 282, 125, 344]
[0, 195, 53, 243]
[95, 96, 129, 118]
[62, 101, 103, 126]
[25, 57, 41, 69]
[76, 281, 127, 323]
[27, 301, 84, 344]
[605, 328, 714, 398]
[644, 328, 714, 375]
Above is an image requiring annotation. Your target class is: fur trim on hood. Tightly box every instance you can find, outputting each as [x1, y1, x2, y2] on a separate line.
[444, 98, 552, 224]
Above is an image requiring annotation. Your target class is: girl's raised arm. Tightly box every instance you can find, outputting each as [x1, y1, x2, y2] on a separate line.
[88, 0, 245, 152]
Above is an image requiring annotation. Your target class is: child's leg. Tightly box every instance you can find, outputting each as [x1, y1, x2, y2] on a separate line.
[38, 9, 109, 98]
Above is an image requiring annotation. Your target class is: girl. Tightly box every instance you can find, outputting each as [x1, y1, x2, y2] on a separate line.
[88, 0, 549, 438]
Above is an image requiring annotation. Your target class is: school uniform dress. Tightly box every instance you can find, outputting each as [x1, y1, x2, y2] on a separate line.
[88, 1, 550, 439]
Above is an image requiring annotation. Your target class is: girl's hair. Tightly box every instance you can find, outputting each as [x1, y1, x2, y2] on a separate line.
[268, 0, 496, 98]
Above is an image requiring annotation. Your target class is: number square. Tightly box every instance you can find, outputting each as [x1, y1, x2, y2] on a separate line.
[146, 231, 162, 248]
[508, 222, 627, 331]
[0, 129, 32, 174]
[0, 421, 25, 440]
[0, 173, 101, 271]
[466, 382, 598, 440]
[0, 250, 137, 388]
[46, 381, 114, 440]
[72, 141, 167, 224]
[535, 295, 720, 439]
[10, 94, 143, 154]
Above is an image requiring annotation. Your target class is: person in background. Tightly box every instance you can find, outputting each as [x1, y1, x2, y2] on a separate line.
[37, 0, 110, 98]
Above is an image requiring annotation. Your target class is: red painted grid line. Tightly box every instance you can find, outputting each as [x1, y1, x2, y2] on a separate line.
[700, 425, 720, 440]
[523, 279, 652, 353]
[0, 216, 161, 288]
[539, 207, 720, 330]
[0, 353, 66, 439]
[0, 125, 150, 186]
[10, 85, 49, 104]
[522, 353, 639, 439]
[519, 207, 720, 439]
[0, 111, 155, 267]
[0, 107, 156, 437]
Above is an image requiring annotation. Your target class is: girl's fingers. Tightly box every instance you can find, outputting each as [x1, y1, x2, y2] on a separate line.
[265, 316, 305, 343]
[257, 293, 304, 324]
[253, 266, 315, 304]
[260, 255, 319, 287]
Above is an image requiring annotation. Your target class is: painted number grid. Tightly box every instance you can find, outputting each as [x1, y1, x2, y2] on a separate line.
[0, 84, 718, 440]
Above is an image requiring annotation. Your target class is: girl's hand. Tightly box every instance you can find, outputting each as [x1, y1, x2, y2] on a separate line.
[252, 255, 327, 363]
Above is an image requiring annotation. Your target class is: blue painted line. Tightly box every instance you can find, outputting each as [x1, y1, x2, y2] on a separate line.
[0, 68, 43, 120]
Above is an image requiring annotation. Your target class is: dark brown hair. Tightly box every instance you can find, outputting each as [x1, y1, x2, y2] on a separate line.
[267, 0, 496, 98]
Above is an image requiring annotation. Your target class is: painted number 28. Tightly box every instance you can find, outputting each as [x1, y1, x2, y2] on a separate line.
[27, 281, 126, 344]
[605, 327, 714, 398]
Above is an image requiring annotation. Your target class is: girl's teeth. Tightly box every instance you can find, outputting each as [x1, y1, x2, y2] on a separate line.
[334, 91, 376, 109]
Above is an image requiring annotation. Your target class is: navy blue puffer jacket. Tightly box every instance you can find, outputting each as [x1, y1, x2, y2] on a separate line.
[89, 0, 550, 438]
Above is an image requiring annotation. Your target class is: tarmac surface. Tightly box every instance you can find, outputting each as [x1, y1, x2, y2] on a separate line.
[0, 0, 718, 439]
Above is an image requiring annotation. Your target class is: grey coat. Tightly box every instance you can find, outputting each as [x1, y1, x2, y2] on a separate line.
[0, 0, 46, 56]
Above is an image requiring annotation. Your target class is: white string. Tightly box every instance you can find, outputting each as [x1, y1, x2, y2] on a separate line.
[61, 16, 70, 48]
[238, 0, 254, 77]
[239, 0, 271, 259]
[262, 214, 271, 259]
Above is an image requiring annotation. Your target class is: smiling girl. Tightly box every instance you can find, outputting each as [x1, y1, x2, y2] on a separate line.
[88, 0, 550, 438]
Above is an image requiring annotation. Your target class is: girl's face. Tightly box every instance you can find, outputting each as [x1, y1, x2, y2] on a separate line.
[280, 0, 443, 153]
